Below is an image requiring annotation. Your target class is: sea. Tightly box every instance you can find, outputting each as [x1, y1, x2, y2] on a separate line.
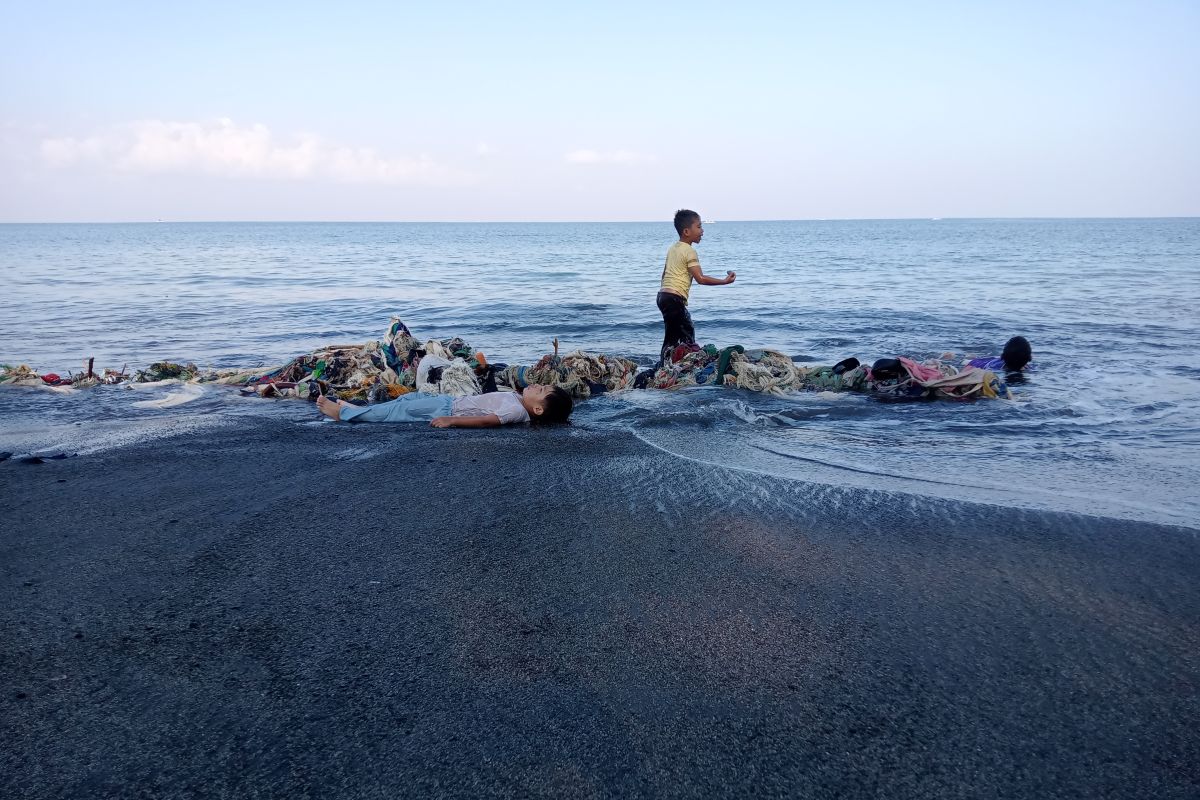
[2, 219, 1198, 529]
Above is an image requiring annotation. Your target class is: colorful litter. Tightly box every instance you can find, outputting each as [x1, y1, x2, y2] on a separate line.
[1, 316, 1014, 403]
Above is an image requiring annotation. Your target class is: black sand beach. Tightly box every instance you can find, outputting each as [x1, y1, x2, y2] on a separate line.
[2, 416, 1198, 799]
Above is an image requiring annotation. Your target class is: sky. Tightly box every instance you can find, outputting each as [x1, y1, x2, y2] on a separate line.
[1, 1, 1197, 222]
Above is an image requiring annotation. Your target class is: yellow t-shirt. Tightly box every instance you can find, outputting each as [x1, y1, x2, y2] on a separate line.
[660, 241, 699, 300]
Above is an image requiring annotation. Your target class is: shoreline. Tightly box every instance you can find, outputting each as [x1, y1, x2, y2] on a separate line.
[3, 379, 1195, 532]
[3, 417, 1198, 797]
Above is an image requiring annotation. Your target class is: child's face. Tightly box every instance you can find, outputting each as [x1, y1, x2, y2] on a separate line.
[522, 384, 554, 402]
[521, 383, 555, 414]
[682, 219, 704, 243]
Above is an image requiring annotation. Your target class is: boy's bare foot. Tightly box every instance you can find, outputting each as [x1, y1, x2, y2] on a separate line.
[317, 394, 344, 421]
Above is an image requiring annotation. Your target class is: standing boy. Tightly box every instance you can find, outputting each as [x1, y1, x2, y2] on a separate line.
[657, 209, 736, 365]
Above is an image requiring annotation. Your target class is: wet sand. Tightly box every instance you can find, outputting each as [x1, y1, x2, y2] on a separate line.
[2, 416, 1198, 798]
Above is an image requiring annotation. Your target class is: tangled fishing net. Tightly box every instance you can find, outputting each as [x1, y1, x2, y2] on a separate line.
[1, 316, 1012, 403]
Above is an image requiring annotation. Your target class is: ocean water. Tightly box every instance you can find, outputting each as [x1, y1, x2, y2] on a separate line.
[2, 219, 1198, 528]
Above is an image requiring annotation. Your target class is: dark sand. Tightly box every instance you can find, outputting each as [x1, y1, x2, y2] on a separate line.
[2, 416, 1198, 799]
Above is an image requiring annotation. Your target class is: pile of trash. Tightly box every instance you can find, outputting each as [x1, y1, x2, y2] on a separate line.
[497, 351, 639, 398]
[1, 316, 1013, 403]
[0, 358, 130, 389]
[635, 342, 1010, 400]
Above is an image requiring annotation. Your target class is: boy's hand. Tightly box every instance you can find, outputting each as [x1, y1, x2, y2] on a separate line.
[725, 271, 737, 284]
[430, 416, 455, 428]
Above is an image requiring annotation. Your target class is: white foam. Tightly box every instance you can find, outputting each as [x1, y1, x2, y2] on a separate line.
[131, 383, 205, 409]
[0, 415, 230, 458]
[626, 425, 1200, 531]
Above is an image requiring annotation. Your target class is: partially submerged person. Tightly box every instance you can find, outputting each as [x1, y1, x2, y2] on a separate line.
[657, 209, 736, 365]
[966, 336, 1033, 373]
[864, 337, 1033, 381]
[800, 336, 1033, 397]
[316, 384, 573, 428]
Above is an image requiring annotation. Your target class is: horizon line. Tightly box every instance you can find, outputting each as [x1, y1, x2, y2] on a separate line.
[2, 215, 1198, 225]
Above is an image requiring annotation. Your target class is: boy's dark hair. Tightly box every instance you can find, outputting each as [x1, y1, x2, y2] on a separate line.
[673, 209, 700, 235]
[533, 386, 573, 424]
[1001, 336, 1032, 371]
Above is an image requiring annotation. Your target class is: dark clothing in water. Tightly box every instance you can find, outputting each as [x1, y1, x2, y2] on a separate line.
[657, 291, 696, 365]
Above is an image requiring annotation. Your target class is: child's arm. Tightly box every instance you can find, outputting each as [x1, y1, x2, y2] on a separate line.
[688, 263, 736, 286]
[430, 414, 502, 429]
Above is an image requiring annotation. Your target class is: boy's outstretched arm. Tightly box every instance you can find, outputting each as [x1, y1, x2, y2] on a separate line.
[688, 263, 736, 286]
[431, 415, 501, 428]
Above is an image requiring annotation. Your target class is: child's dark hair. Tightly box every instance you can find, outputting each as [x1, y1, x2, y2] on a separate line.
[673, 209, 700, 235]
[1001, 336, 1032, 371]
[533, 386, 574, 424]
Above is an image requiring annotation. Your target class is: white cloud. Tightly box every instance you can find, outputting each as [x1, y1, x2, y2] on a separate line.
[39, 118, 467, 185]
[475, 142, 496, 157]
[564, 148, 654, 165]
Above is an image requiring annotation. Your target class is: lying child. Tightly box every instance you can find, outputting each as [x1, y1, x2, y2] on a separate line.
[316, 383, 573, 428]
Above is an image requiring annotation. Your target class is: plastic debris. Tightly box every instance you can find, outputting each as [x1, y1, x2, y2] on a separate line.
[1, 316, 1013, 403]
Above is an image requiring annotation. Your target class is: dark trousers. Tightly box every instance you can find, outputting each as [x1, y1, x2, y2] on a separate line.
[657, 291, 696, 365]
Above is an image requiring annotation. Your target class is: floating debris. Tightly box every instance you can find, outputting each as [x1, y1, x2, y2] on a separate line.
[1, 316, 1013, 403]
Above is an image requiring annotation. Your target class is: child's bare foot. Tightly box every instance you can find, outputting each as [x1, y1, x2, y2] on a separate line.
[317, 394, 344, 421]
